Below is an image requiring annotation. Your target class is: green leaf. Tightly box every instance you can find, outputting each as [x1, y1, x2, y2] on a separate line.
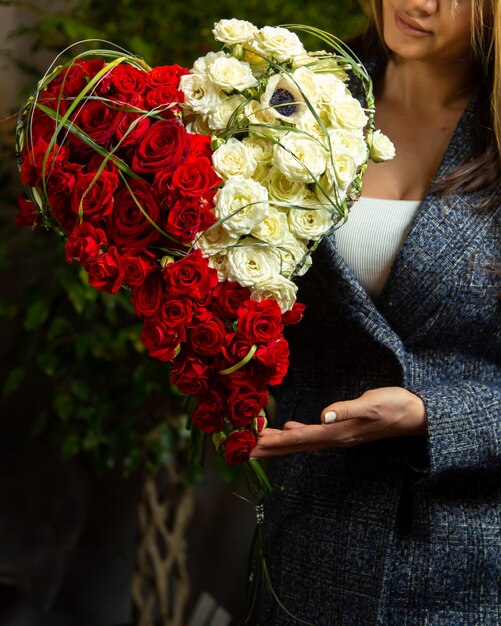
[31, 410, 49, 438]
[53, 393, 73, 422]
[69, 379, 89, 401]
[37, 351, 58, 376]
[82, 428, 104, 451]
[47, 316, 71, 341]
[3, 367, 25, 396]
[24, 298, 50, 330]
[61, 433, 80, 460]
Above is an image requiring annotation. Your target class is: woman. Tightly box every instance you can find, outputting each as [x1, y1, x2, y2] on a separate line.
[252, 1, 500, 624]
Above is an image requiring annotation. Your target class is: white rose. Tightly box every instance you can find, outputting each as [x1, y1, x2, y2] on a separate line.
[295, 109, 328, 140]
[207, 94, 246, 131]
[250, 274, 298, 313]
[292, 51, 348, 80]
[212, 138, 257, 179]
[245, 99, 281, 137]
[314, 175, 347, 209]
[291, 66, 320, 102]
[242, 135, 274, 164]
[266, 167, 306, 205]
[184, 113, 212, 135]
[207, 251, 230, 282]
[369, 129, 396, 162]
[226, 237, 282, 286]
[276, 236, 311, 278]
[252, 163, 272, 185]
[252, 26, 306, 63]
[212, 19, 258, 45]
[273, 133, 328, 183]
[179, 73, 224, 116]
[214, 175, 269, 235]
[251, 208, 290, 244]
[329, 153, 357, 190]
[191, 51, 229, 76]
[288, 204, 333, 241]
[207, 57, 257, 92]
[327, 96, 369, 130]
[326, 128, 368, 167]
[316, 73, 349, 105]
[193, 223, 239, 256]
[243, 48, 270, 76]
[260, 73, 306, 123]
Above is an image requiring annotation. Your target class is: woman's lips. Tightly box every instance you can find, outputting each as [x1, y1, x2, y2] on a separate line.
[395, 11, 432, 37]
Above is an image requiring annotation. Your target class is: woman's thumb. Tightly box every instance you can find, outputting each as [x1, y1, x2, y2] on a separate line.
[321, 396, 370, 424]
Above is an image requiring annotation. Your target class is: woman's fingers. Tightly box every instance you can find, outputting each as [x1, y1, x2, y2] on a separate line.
[283, 421, 305, 429]
[320, 395, 375, 424]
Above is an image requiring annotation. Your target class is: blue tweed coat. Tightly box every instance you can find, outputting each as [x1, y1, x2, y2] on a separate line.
[260, 96, 501, 625]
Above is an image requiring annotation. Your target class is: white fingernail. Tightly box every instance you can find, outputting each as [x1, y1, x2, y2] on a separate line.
[325, 411, 337, 424]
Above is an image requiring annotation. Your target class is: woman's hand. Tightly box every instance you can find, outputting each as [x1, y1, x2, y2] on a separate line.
[250, 387, 427, 458]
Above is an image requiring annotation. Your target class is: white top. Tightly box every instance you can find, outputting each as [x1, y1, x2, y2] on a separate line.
[334, 196, 422, 299]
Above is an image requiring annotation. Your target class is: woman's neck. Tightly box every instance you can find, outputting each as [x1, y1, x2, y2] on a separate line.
[381, 54, 478, 113]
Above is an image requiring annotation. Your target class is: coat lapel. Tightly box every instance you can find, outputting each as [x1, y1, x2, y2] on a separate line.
[314, 96, 493, 358]
[375, 97, 496, 344]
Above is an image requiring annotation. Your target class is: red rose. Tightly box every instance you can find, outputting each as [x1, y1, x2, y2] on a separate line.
[65, 222, 107, 264]
[255, 336, 290, 386]
[161, 297, 194, 328]
[222, 331, 254, 363]
[70, 170, 119, 222]
[282, 301, 305, 325]
[254, 415, 268, 434]
[47, 163, 82, 200]
[86, 246, 124, 293]
[76, 59, 107, 79]
[146, 65, 188, 89]
[189, 315, 226, 356]
[70, 100, 122, 148]
[238, 299, 284, 343]
[192, 389, 225, 433]
[144, 86, 184, 114]
[45, 64, 87, 98]
[16, 196, 40, 229]
[141, 316, 183, 362]
[227, 383, 268, 428]
[116, 113, 151, 150]
[30, 109, 56, 143]
[110, 64, 147, 97]
[121, 249, 157, 286]
[165, 196, 215, 245]
[170, 355, 212, 396]
[20, 139, 69, 187]
[37, 88, 69, 115]
[107, 179, 162, 249]
[164, 249, 218, 301]
[171, 156, 221, 198]
[47, 163, 83, 232]
[87, 153, 119, 174]
[152, 170, 175, 205]
[215, 331, 257, 386]
[132, 119, 188, 176]
[224, 430, 257, 467]
[131, 271, 164, 318]
[188, 134, 213, 160]
[212, 282, 251, 321]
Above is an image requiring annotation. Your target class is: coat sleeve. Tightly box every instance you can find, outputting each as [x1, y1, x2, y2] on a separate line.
[406, 380, 501, 480]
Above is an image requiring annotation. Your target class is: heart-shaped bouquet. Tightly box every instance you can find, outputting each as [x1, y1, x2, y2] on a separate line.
[16, 20, 394, 475]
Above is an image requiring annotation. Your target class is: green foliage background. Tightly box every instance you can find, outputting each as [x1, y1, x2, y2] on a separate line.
[0, 0, 368, 476]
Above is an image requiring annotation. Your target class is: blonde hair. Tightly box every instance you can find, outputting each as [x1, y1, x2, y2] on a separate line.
[366, 0, 501, 197]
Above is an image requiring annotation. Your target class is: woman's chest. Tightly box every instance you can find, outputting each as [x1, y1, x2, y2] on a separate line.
[361, 106, 465, 201]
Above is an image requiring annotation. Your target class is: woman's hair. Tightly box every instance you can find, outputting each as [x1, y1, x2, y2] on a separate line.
[365, 0, 501, 199]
